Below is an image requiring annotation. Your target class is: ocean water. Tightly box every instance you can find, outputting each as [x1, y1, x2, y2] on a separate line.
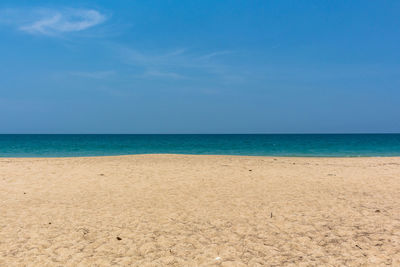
[1, 134, 400, 157]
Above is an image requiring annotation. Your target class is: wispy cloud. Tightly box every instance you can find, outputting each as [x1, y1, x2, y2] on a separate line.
[114, 45, 238, 82]
[199, 51, 232, 60]
[0, 8, 106, 36]
[70, 70, 115, 79]
[119, 47, 188, 68]
[142, 70, 185, 80]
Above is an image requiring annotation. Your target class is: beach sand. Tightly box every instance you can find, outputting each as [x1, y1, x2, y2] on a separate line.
[1, 155, 399, 266]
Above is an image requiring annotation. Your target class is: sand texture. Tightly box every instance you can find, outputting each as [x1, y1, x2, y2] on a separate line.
[1, 155, 400, 266]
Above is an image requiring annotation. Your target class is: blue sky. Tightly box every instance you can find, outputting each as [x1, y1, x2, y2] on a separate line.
[0, 0, 399, 133]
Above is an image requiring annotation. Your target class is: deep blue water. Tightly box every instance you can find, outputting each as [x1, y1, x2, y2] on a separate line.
[1, 134, 400, 157]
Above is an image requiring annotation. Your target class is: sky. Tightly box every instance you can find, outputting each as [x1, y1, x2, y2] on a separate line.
[0, 0, 399, 134]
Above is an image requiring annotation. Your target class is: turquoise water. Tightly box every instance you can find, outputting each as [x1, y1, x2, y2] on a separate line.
[1, 134, 400, 157]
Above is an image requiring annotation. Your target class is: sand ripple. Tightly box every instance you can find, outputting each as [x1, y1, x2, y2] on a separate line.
[1, 155, 400, 266]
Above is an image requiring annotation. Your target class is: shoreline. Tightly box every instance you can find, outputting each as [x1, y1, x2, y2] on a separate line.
[2, 153, 400, 160]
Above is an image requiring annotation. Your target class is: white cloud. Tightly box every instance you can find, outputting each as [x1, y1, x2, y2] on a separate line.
[0, 8, 106, 36]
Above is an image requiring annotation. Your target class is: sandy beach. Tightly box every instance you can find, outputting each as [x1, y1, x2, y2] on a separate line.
[0, 154, 399, 266]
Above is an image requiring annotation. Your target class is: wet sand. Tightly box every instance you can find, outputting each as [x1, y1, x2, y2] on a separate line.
[1, 155, 399, 266]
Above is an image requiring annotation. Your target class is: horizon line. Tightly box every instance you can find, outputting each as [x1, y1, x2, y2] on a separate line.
[1, 133, 400, 135]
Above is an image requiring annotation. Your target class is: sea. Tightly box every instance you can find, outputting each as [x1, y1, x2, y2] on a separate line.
[1, 134, 400, 157]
